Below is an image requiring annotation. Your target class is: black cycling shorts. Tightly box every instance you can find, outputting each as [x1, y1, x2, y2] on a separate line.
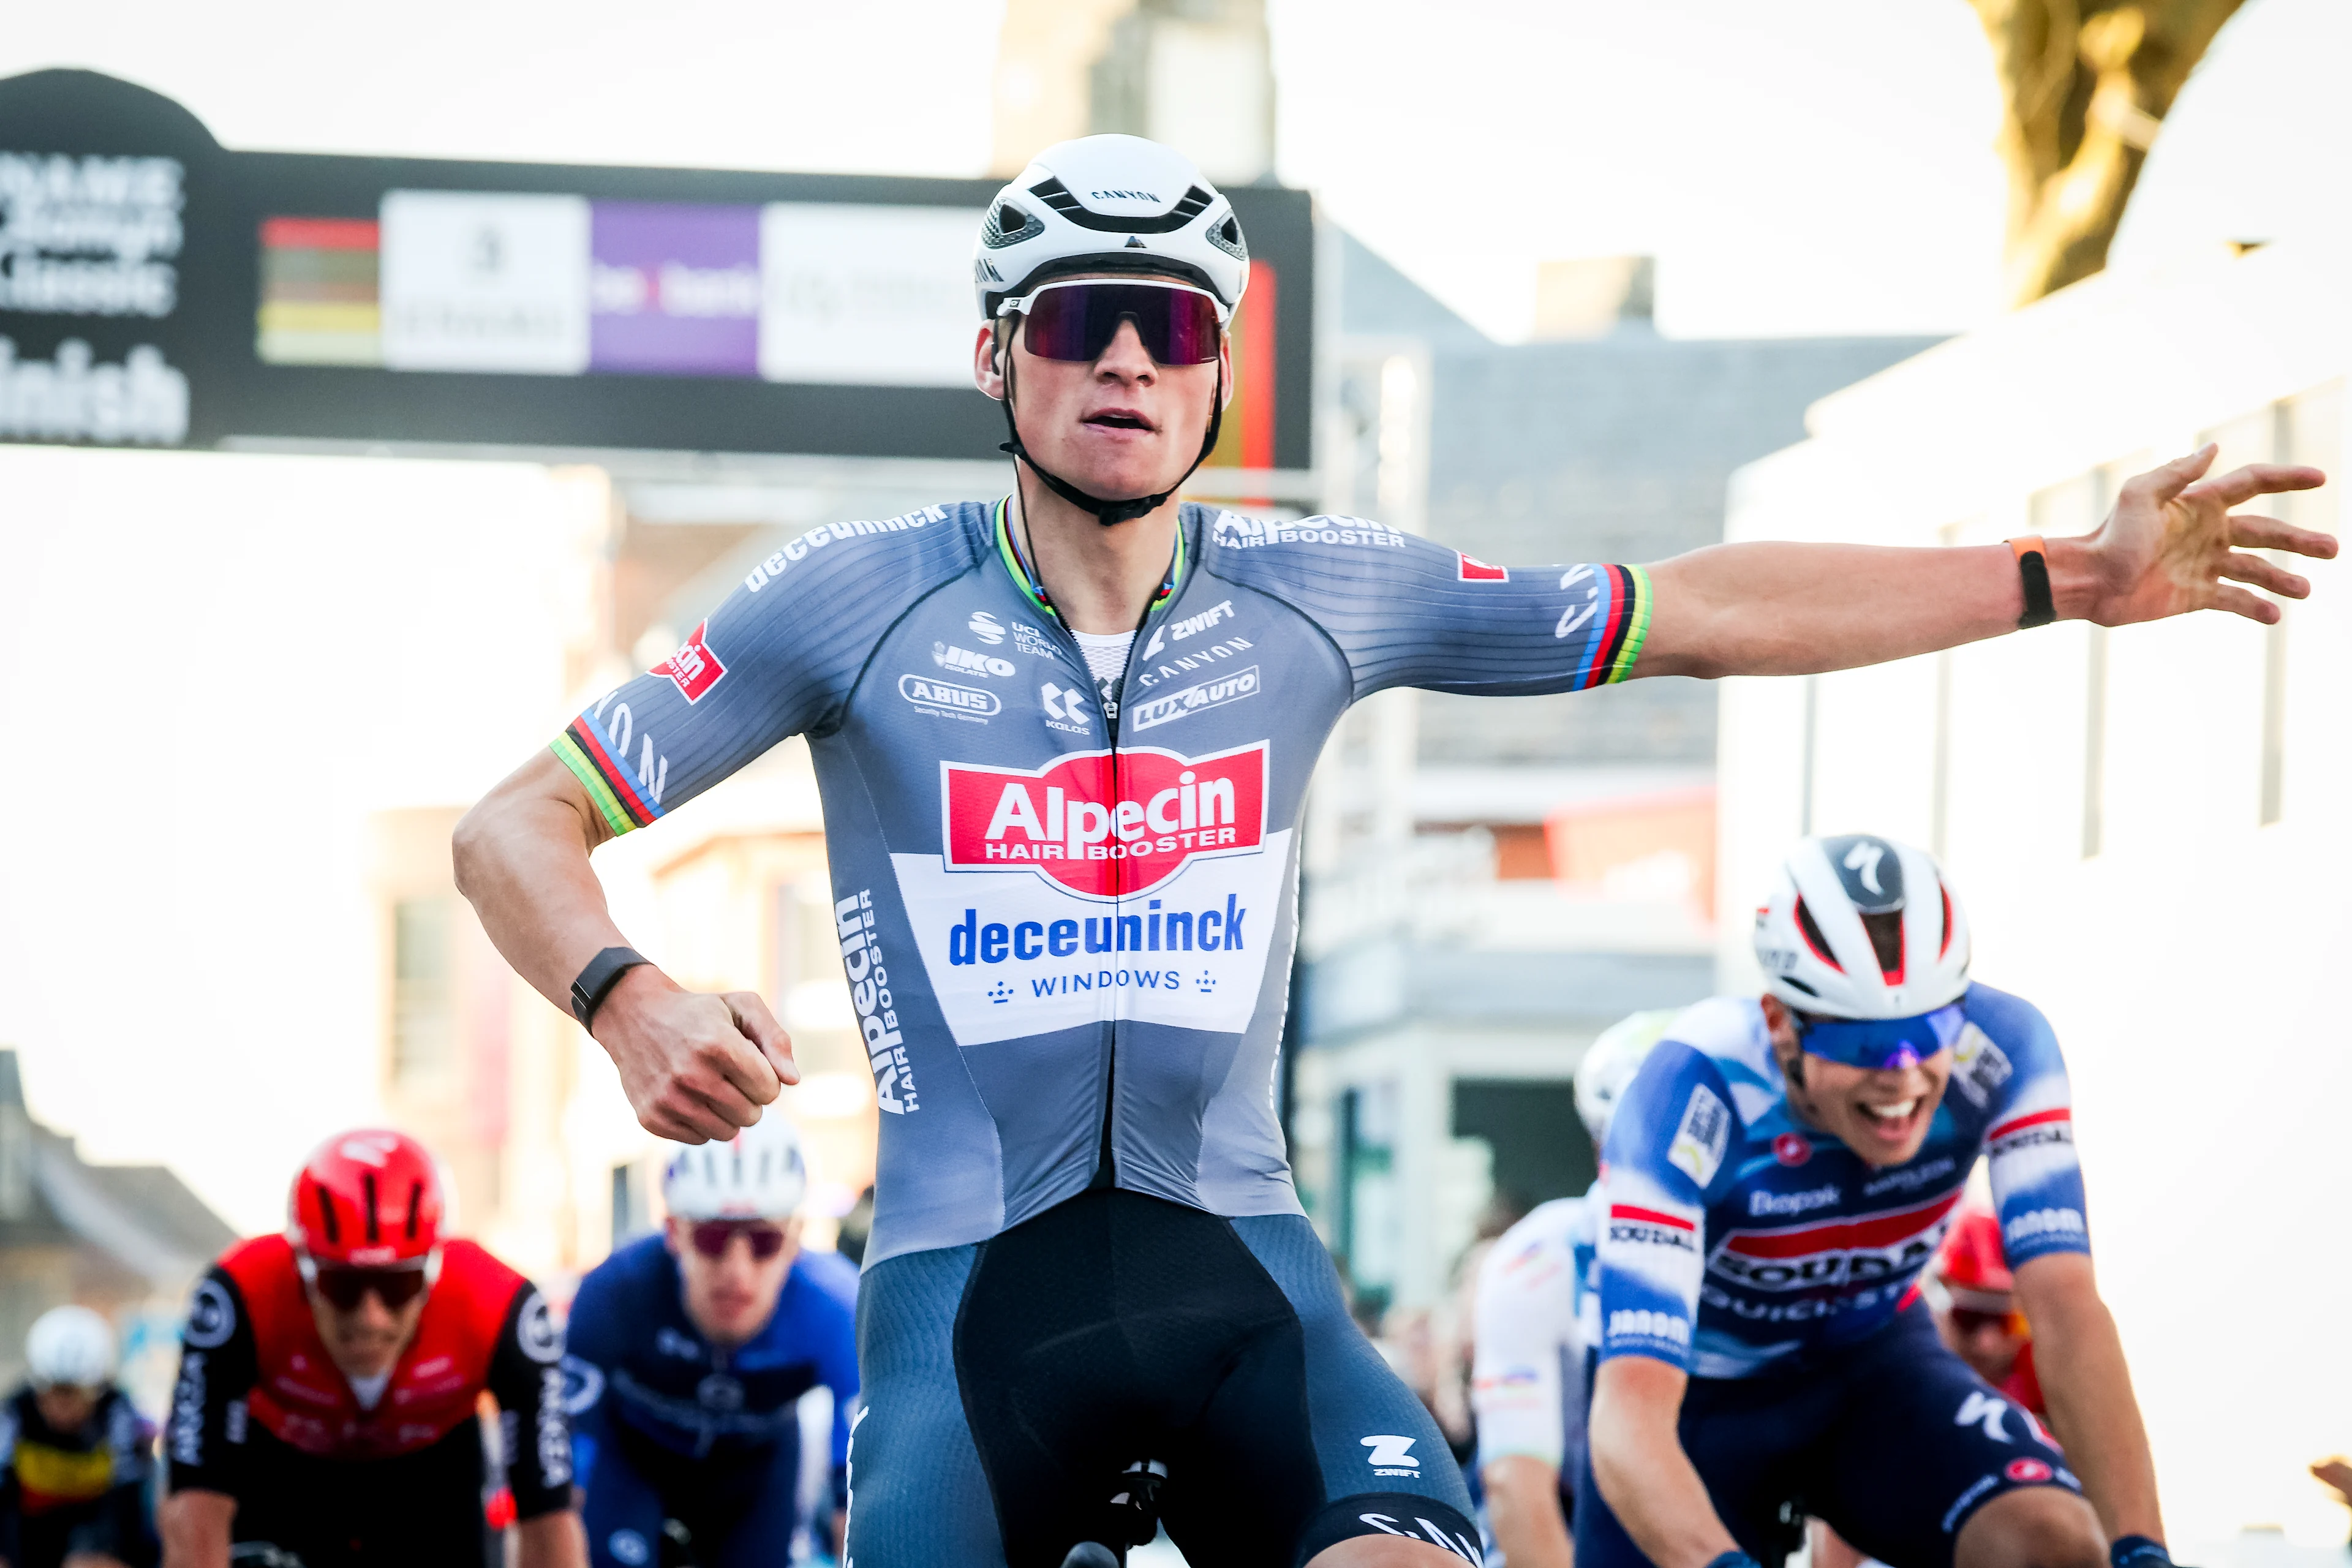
[845, 1189, 1480, 1568]
[1574, 1303, 2082, 1568]
[221, 1420, 496, 1568]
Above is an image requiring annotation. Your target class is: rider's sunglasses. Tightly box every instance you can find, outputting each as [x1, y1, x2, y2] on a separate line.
[310, 1263, 431, 1313]
[688, 1221, 789, 1262]
[1948, 1306, 2030, 1338]
[1000, 279, 1227, 366]
[1793, 1002, 1966, 1071]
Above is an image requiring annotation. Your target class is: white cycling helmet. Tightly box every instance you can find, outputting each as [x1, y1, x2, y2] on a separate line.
[662, 1114, 809, 1222]
[1575, 1009, 1679, 1143]
[1753, 834, 1970, 1021]
[973, 134, 1250, 318]
[26, 1305, 113, 1389]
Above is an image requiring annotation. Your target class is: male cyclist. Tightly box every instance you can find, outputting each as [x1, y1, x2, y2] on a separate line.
[1583, 835, 2165, 1568]
[160, 1130, 583, 1568]
[1932, 1207, 2045, 1417]
[453, 132, 2327, 1568]
[0, 1305, 157, 1568]
[565, 1115, 856, 1568]
[1471, 1010, 1673, 1568]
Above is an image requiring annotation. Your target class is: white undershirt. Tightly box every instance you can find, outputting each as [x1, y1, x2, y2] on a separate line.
[1069, 629, 1134, 688]
[347, 1369, 391, 1411]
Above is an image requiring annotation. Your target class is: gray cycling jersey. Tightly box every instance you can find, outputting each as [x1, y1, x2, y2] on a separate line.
[556, 500, 1654, 1266]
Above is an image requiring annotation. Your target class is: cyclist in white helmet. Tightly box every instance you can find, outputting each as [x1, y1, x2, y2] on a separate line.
[454, 119, 2328, 1566]
[0, 1305, 157, 1568]
[1582, 835, 2170, 1568]
[1471, 1009, 1675, 1568]
[564, 1115, 858, 1568]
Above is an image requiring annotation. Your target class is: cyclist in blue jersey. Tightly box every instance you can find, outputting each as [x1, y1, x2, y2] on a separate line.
[1471, 1009, 1673, 1568]
[451, 124, 2328, 1568]
[1583, 835, 2167, 1568]
[566, 1117, 856, 1568]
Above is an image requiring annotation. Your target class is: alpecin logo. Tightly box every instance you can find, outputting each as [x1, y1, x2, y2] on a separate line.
[655, 620, 726, 704]
[940, 742, 1268, 900]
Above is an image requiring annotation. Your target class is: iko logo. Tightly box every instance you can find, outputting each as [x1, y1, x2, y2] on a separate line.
[900, 674, 1000, 720]
[934, 642, 1016, 679]
[967, 610, 1007, 645]
[1131, 665, 1259, 731]
[654, 620, 726, 704]
[1362, 1434, 1422, 1476]
[839, 891, 918, 1115]
[940, 741, 1267, 899]
[1039, 681, 1092, 732]
[1749, 1183, 1841, 1217]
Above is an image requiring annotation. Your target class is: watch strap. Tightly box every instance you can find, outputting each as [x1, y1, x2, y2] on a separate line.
[570, 946, 649, 1029]
[2009, 535, 2056, 629]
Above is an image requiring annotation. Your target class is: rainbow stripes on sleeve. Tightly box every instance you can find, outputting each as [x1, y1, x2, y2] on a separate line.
[1574, 564, 1653, 688]
[552, 715, 663, 835]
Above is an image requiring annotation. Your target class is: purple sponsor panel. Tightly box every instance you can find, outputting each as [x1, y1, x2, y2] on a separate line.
[589, 201, 760, 377]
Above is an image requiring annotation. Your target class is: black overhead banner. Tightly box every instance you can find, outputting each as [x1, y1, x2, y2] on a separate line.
[0, 69, 1315, 472]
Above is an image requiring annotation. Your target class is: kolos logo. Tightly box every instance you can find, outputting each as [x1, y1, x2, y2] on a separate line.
[941, 742, 1267, 899]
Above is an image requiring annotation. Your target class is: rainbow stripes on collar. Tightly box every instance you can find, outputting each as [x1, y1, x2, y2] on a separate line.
[992, 495, 1183, 621]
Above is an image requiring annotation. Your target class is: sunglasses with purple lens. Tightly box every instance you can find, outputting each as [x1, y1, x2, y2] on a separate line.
[1003, 280, 1226, 366]
[688, 1221, 789, 1262]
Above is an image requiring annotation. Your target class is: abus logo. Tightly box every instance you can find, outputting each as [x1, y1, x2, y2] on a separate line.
[941, 742, 1267, 899]
[900, 675, 1000, 718]
[933, 643, 1016, 679]
[655, 620, 726, 704]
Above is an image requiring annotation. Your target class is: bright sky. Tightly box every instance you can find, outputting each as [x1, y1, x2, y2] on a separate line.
[1, 0, 2328, 344]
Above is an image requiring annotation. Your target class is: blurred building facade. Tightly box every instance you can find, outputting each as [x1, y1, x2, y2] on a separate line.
[1714, 238, 2346, 1551]
[1291, 235, 1939, 1316]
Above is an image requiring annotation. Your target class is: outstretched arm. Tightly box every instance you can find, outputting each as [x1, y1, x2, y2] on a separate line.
[1634, 447, 2331, 680]
[2017, 1251, 2164, 1544]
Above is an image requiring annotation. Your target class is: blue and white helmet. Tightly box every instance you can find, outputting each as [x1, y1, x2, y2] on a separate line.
[1574, 1009, 1679, 1142]
[1753, 834, 1971, 1020]
[974, 134, 1250, 318]
[662, 1114, 808, 1221]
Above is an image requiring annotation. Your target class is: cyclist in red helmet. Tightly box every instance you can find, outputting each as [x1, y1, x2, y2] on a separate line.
[1932, 1205, 2045, 1417]
[159, 1130, 585, 1568]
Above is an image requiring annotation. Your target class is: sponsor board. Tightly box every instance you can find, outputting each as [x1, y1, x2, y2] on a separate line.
[654, 620, 726, 703]
[899, 674, 999, 720]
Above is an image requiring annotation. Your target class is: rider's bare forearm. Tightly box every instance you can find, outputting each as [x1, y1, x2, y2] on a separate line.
[160, 1489, 235, 1568]
[453, 750, 628, 1012]
[1588, 1357, 1741, 1568]
[1483, 1455, 1577, 1568]
[516, 1508, 589, 1568]
[2018, 1253, 2164, 1542]
[1636, 540, 2082, 680]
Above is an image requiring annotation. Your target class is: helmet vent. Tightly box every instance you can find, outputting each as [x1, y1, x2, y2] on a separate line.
[361, 1173, 380, 1243]
[1860, 910, 1906, 985]
[1793, 898, 1841, 971]
[982, 200, 1043, 249]
[313, 1182, 341, 1245]
[404, 1180, 424, 1240]
[1206, 213, 1248, 262]
[1026, 175, 1214, 235]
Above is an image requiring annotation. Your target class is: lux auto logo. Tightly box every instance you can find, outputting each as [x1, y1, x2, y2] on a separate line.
[940, 742, 1267, 898]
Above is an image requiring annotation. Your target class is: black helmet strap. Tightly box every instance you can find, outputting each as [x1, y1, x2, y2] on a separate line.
[996, 333, 1224, 529]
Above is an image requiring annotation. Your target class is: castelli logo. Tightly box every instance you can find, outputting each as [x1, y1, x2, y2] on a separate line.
[1773, 1132, 1812, 1167]
[941, 742, 1267, 900]
[2005, 1458, 2053, 1483]
[655, 620, 726, 704]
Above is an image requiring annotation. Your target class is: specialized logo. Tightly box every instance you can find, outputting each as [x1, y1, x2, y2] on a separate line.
[934, 642, 1016, 679]
[1131, 665, 1258, 731]
[654, 620, 726, 704]
[1826, 833, 1903, 912]
[1456, 551, 1508, 581]
[1039, 681, 1091, 732]
[1711, 1189, 1961, 1292]
[1362, 1434, 1422, 1476]
[1668, 1085, 1730, 1187]
[900, 674, 1000, 720]
[940, 742, 1267, 899]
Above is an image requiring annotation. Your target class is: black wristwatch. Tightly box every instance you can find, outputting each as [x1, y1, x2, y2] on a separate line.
[2010, 534, 2056, 628]
[570, 946, 650, 1029]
